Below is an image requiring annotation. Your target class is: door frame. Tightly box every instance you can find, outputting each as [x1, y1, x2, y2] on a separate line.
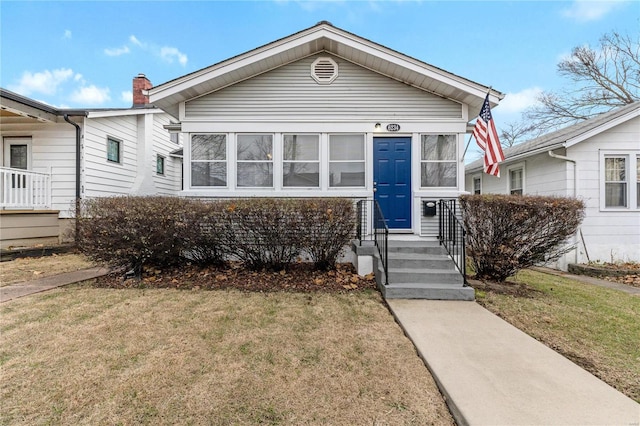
[372, 135, 413, 232]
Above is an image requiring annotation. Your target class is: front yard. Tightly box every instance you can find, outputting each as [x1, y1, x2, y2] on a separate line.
[0, 284, 454, 425]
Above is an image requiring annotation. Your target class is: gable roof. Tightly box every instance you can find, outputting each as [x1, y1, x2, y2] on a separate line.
[149, 21, 504, 119]
[466, 101, 640, 173]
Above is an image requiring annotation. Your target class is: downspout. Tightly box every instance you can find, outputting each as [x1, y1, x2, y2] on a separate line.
[548, 149, 576, 197]
[64, 114, 83, 242]
[548, 149, 587, 264]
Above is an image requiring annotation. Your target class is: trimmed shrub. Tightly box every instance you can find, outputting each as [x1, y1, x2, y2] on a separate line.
[179, 200, 229, 266]
[76, 196, 188, 274]
[77, 196, 357, 274]
[299, 198, 355, 270]
[459, 194, 585, 282]
[222, 198, 306, 271]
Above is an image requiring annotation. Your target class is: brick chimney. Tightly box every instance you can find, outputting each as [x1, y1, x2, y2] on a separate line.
[132, 73, 152, 107]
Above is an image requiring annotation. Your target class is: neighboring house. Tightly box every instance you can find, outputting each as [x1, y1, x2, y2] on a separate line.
[0, 74, 183, 249]
[149, 21, 504, 239]
[465, 102, 640, 268]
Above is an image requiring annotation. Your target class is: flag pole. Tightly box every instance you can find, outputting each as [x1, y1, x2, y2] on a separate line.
[462, 133, 474, 160]
[463, 86, 493, 161]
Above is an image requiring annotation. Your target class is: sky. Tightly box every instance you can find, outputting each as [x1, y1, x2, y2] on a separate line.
[1, 0, 638, 150]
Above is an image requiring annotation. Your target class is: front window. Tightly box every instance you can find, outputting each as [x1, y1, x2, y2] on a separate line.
[237, 134, 273, 188]
[107, 137, 121, 163]
[329, 135, 365, 187]
[191, 134, 226, 187]
[283, 134, 320, 187]
[605, 156, 627, 207]
[156, 155, 165, 175]
[509, 168, 523, 195]
[473, 176, 481, 194]
[421, 134, 456, 187]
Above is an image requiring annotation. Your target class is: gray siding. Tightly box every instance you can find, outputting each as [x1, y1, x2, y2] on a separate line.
[185, 54, 462, 120]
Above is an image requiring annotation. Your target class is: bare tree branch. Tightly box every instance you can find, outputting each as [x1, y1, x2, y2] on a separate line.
[524, 31, 639, 132]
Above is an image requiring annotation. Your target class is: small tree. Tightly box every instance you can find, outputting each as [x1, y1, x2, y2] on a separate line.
[460, 195, 585, 282]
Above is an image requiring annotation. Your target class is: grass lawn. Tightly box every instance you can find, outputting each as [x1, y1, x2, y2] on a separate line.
[474, 268, 640, 403]
[0, 285, 454, 425]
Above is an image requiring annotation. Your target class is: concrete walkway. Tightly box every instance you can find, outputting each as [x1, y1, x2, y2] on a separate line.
[388, 299, 640, 425]
[0, 266, 111, 303]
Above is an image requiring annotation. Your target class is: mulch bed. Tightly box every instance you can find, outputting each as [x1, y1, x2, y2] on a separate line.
[94, 262, 378, 293]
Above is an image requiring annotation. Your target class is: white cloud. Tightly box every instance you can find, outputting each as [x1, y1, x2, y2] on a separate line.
[104, 45, 130, 56]
[121, 91, 133, 103]
[160, 46, 188, 66]
[498, 87, 543, 114]
[8, 68, 75, 96]
[561, 0, 627, 22]
[63, 30, 72, 39]
[130, 35, 145, 47]
[70, 85, 111, 105]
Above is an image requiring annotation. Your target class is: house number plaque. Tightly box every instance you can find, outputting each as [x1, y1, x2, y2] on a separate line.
[386, 123, 401, 132]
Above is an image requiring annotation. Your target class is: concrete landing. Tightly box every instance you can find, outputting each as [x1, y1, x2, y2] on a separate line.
[387, 299, 640, 425]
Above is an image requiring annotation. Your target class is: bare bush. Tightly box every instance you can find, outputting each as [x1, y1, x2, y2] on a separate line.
[299, 198, 355, 270]
[76, 196, 187, 274]
[460, 195, 585, 282]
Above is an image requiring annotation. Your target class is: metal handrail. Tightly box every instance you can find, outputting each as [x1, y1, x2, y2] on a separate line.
[438, 199, 467, 285]
[356, 199, 389, 285]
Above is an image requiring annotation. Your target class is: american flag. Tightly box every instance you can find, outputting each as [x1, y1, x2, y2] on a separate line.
[472, 94, 504, 177]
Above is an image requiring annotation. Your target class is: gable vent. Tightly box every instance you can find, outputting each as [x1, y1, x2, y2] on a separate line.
[311, 57, 338, 84]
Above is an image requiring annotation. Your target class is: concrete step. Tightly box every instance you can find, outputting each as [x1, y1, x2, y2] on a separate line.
[382, 283, 475, 300]
[387, 252, 454, 270]
[388, 268, 464, 285]
[387, 243, 447, 255]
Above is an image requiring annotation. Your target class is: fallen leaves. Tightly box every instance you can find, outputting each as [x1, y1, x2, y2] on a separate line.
[96, 262, 377, 294]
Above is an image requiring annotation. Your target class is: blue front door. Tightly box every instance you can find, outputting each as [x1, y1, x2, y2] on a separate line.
[373, 137, 412, 229]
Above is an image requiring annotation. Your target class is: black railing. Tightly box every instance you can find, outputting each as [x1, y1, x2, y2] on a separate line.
[438, 199, 467, 285]
[356, 199, 389, 285]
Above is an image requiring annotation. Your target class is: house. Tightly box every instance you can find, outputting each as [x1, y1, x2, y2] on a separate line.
[148, 21, 504, 240]
[0, 74, 183, 249]
[465, 102, 640, 269]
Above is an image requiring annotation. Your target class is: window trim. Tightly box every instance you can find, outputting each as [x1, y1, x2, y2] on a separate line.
[106, 136, 122, 164]
[600, 151, 639, 211]
[419, 134, 458, 189]
[507, 162, 525, 195]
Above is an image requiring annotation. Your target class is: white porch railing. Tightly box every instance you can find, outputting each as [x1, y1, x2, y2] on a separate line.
[0, 167, 52, 209]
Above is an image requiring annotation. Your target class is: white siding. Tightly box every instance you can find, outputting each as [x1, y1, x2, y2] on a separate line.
[0, 118, 77, 217]
[83, 115, 138, 197]
[152, 113, 182, 194]
[185, 54, 462, 121]
[83, 112, 183, 198]
[568, 118, 640, 264]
